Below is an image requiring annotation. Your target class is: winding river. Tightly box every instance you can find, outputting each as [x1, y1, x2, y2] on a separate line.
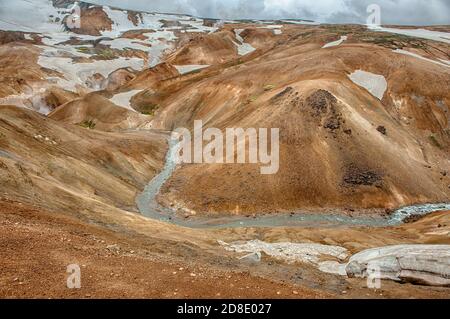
[136, 134, 450, 229]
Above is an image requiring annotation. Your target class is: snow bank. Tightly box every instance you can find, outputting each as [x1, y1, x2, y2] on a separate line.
[0, 0, 63, 33]
[234, 29, 256, 56]
[349, 70, 387, 100]
[394, 49, 450, 68]
[221, 241, 450, 286]
[218, 239, 348, 265]
[345, 245, 450, 286]
[322, 36, 347, 48]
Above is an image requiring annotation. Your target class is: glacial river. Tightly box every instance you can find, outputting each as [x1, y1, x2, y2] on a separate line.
[136, 134, 450, 229]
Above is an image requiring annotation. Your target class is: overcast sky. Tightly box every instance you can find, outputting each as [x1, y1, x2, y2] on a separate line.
[87, 0, 450, 25]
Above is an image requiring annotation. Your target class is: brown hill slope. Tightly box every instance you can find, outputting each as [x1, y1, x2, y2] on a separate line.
[126, 26, 450, 216]
[0, 105, 166, 213]
[48, 93, 152, 131]
[167, 30, 240, 65]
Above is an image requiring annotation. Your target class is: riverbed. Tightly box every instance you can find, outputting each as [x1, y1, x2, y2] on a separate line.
[136, 134, 450, 229]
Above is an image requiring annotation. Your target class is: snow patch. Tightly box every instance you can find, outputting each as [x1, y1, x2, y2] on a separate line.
[322, 36, 347, 48]
[37, 46, 144, 91]
[349, 70, 387, 100]
[101, 6, 162, 37]
[100, 38, 150, 51]
[234, 29, 256, 56]
[273, 29, 283, 35]
[0, 88, 51, 115]
[144, 31, 177, 67]
[109, 90, 143, 112]
[394, 49, 450, 68]
[281, 20, 319, 25]
[219, 239, 348, 265]
[174, 65, 210, 75]
[180, 18, 217, 33]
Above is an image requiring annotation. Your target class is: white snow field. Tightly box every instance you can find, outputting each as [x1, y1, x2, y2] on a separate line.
[368, 26, 450, 44]
[0, 0, 64, 33]
[100, 30, 178, 67]
[0, 0, 207, 95]
[348, 70, 387, 100]
[37, 45, 144, 91]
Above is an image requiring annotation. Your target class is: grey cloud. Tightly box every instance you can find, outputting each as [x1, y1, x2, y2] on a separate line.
[88, 0, 450, 25]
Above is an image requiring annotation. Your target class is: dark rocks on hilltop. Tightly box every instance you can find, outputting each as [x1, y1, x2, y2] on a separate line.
[377, 125, 387, 135]
[305, 89, 337, 116]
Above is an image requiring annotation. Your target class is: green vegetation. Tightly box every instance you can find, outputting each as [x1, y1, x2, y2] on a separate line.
[429, 134, 442, 149]
[96, 49, 116, 60]
[77, 46, 90, 53]
[79, 120, 96, 129]
[264, 84, 275, 91]
[139, 103, 159, 116]
[248, 95, 258, 103]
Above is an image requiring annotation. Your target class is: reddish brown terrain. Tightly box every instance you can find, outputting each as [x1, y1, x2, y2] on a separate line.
[0, 0, 449, 299]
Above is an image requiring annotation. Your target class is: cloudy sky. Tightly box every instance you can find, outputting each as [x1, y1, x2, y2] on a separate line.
[87, 0, 450, 25]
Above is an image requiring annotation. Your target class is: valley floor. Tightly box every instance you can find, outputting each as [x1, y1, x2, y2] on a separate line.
[1, 199, 449, 299]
